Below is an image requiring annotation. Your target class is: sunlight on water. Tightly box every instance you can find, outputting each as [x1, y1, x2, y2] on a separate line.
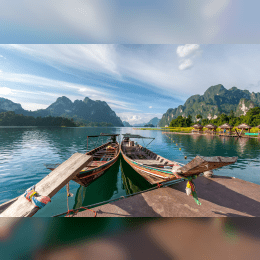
[0, 126, 259, 216]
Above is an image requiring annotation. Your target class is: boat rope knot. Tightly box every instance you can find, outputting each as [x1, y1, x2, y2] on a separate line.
[157, 183, 163, 188]
[24, 185, 51, 209]
[185, 176, 201, 206]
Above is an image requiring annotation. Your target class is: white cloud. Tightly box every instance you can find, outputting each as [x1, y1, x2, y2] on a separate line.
[19, 102, 48, 111]
[0, 87, 13, 95]
[117, 112, 162, 125]
[4, 44, 119, 75]
[149, 106, 152, 109]
[176, 44, 201, 71]
[0, 72, 108, 97]
[176, 44, 200, 58]
[0, 71, 139, 112]
[179, 59, 193, 70]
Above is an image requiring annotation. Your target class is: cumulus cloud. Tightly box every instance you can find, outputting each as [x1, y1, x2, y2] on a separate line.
[179, 59, 193, 70]
[177, 44, 201, 70]
[149, 106, 152, 108]
[176, 44, 200, 58]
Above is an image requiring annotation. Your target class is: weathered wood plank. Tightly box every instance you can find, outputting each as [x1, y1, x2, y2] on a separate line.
[0, 153, 92, 217]
[0, 196, 19, 214]
[179, 156, 238, 176]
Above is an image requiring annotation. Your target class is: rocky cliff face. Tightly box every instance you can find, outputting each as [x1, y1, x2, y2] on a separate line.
[0, 96, 124, 126]
[0, 98, 23, 111]
[43, 96, 123, 126]
[159, 85, 260, 127]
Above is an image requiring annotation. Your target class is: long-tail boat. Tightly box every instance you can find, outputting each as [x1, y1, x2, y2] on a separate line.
[46, 134, 120, 187]
[121, 134, 238, 185]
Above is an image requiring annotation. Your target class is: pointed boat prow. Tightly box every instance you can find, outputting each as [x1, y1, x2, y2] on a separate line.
[174, 156, 238, 177]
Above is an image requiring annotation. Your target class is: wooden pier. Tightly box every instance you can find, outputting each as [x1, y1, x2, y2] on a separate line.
[72, 175, 260, 217]
[0, 153, 92, 217]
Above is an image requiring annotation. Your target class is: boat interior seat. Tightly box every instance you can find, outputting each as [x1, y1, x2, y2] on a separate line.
[134, 159, 169, 166]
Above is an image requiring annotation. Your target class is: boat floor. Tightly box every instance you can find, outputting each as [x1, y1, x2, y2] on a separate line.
[81, 143, 119, 172]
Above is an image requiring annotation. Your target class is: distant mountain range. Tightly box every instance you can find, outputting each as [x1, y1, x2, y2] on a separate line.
[147, 117, 160, 126]
[123, 121, 132, 127]
[131, 117, 161, 127]
[0, 96, 124, 126]
[159, 84, 260, 127]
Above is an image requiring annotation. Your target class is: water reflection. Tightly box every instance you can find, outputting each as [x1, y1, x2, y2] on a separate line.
[73, 159, 120, 209]
[73, 156, 153, 209]
[120, 157, 152, 195]
[1, 126, 260, 216]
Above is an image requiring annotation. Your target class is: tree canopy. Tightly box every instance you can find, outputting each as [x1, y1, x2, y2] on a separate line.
[169, 115, 193, 127]
[0, 111, 77, 127]
[199, 107, 260, 127]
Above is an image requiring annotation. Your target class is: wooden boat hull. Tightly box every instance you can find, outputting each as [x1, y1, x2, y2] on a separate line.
[121, 152, 177, 184]
[121, 140, 180, 185]
[121, 138, 238, 185]
[72, 141, 120, 187]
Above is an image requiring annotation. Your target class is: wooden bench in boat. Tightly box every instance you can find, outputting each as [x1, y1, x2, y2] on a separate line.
[134, 159, 176, 167]
[81, 161, 109, 171]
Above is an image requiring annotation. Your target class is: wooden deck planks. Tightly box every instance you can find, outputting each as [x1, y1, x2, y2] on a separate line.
[0, 153, 92, 217]
[73, 176, 260, 217]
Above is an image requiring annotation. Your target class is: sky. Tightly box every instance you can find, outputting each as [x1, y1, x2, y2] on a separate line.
[0, 1, 260, 124]
[1, 44, 260, 124]
[1, 0, 260, 44]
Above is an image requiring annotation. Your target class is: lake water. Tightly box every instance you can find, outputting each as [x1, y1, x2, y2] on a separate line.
[0, 127, 260, 217]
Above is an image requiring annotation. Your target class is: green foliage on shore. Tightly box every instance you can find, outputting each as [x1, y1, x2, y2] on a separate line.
[0, 111, 77, 127]
[169, 115, 193, 127]
[199, 107, 260, 127]
[78, 121, 113, 127]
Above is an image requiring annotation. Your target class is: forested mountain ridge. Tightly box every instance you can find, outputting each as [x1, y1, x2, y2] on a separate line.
[0, 96, 124, 126]
[159, 84, 260, 127]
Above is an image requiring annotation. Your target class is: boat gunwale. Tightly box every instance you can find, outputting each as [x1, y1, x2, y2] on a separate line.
[120, 141, 178, 178]
[121, 153, 172, 179]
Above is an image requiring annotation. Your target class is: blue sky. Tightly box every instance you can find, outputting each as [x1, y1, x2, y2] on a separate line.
[1, 44, 260, 124]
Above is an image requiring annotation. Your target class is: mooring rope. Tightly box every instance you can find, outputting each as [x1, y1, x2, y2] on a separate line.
[65, 182, 96, 217]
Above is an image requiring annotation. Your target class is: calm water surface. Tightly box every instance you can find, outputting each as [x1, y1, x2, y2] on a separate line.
[0, 127, 259, 217]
